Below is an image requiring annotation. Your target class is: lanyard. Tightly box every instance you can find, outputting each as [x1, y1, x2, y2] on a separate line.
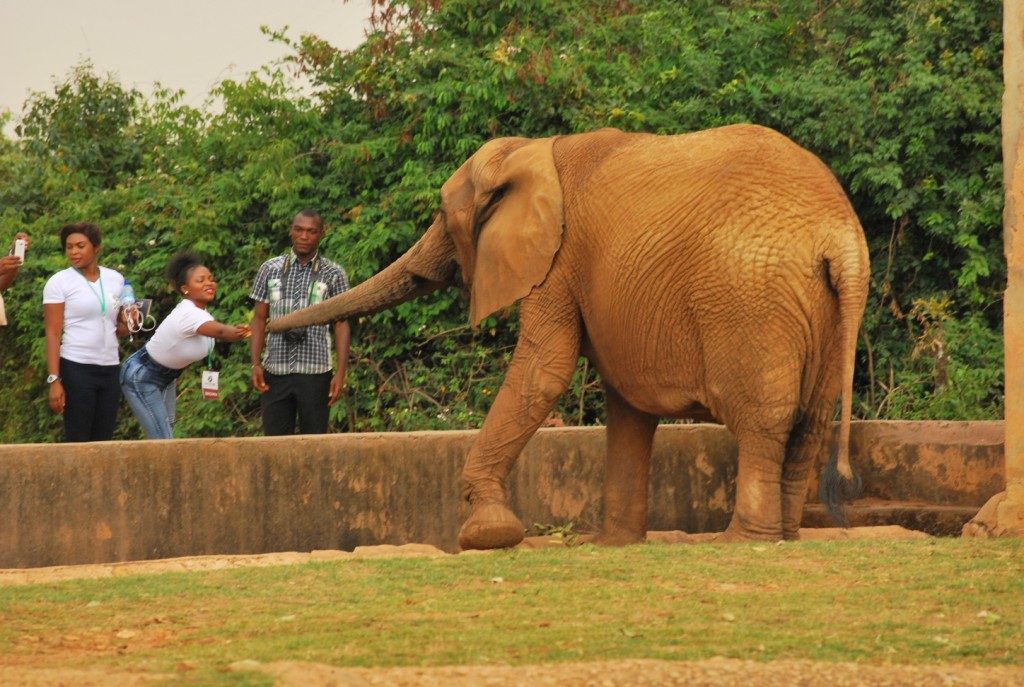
[74, 268, 106, 315]
[206, 339, 215, 369]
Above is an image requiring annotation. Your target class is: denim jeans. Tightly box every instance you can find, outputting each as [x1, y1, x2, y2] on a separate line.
[120, 347, 182, 439]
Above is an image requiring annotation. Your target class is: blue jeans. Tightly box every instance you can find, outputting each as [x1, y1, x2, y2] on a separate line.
[120, 347, 182, 439]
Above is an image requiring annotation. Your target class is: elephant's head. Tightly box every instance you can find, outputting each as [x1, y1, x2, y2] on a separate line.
[267, 136, 564, 333]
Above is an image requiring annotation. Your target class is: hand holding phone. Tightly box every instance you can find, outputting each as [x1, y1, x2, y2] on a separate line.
[13, 239, 26, 263]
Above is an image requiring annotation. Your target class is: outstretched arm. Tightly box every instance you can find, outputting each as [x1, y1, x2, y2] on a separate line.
[196, 320, 251, 342]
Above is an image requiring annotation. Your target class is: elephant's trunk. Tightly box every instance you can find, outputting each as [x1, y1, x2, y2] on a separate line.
[267, 221, 456, 332]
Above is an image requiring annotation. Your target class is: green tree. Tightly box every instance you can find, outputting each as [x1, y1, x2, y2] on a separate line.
[0, 0, 1006, 443]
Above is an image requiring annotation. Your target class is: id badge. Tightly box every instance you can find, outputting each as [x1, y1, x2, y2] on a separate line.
[268, 278, 282, 303]
[201, 370, 220, 400]
[309, 280, 328, 305]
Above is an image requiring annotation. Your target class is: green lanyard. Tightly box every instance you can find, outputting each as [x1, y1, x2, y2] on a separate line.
[74, 268, 106, 315]
[206, 339, 215, 370]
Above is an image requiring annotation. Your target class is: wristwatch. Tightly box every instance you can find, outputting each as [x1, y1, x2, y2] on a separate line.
[46, 374, 61, 384]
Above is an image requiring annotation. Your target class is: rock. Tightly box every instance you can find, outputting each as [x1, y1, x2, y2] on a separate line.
[962, 492, 1005, 537]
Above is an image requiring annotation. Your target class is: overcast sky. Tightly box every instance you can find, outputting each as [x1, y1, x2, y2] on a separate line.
[0, 0, 373, 136]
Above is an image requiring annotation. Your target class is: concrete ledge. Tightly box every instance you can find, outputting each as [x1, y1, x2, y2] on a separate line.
[0, 421, 1004, 568]
[801, 501, 980, 536]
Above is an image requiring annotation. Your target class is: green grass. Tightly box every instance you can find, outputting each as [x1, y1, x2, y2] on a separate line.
[1, 538, 1022, 685]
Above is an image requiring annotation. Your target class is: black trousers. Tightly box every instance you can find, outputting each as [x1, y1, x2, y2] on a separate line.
[59, 357, 121, 442]
[261, 371, 332, 435]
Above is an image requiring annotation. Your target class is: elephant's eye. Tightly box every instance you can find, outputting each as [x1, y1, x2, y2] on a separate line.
[474, 185, 508, 240]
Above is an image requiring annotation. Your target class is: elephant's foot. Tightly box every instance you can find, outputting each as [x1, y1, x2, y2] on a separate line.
[591, 528, 646, 547]
[458, 502, 525, 551]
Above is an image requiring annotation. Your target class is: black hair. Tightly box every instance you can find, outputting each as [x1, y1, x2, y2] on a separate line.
[165, 252, 205, 292]
[295, 208, 324, 230]
[59, 222, 102, 248]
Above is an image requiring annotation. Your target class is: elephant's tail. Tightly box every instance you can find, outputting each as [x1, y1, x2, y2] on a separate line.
[819, 221, 870, 525]
[819, 444, 863, 527]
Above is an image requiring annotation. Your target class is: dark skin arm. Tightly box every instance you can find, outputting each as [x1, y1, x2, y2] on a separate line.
[329, 319, 351, 406]
[43, 303, 65, 414]
[0, 256, 20, 292]
[249, 301, 270, 393]
[115, 309, 131, 338]
[0, 232, 30, 292]
[197, 321, 251, 342]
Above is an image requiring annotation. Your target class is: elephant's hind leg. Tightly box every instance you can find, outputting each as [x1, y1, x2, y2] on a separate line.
[593, 383, 659, 546]
[780, 411, 831, 539]
[719, 430, 787, 542]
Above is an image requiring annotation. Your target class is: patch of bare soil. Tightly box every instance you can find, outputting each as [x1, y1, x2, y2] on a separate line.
[261, 658, 1024, 687]
[0, 544, 447, 587]
[0, 526, 930, 588]
[3, 658, 1023, 687]
[0, 668, 169, 686]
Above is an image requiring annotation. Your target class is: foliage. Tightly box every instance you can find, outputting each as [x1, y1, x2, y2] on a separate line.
[868, 297, 1004, 419]
[527, 520, 583, 546]
[0, 0, 1006, 442]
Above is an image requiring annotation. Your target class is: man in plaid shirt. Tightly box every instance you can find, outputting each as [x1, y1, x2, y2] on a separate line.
[249, 210, 351, 434]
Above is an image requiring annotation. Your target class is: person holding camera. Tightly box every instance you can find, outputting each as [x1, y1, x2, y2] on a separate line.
[248, 209, 350, 435]
[0, 232, 30, 326]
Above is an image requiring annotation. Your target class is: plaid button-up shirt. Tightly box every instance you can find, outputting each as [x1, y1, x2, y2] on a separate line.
[250, 251, 349, 375]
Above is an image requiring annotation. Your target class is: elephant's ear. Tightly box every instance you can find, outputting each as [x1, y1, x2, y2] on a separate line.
[469, 137, 563, 328]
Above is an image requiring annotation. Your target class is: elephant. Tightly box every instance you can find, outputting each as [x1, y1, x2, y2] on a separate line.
[269, 124, 870, 550]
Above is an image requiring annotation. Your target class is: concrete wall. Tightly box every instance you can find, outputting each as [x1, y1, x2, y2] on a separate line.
[0, 421, 1004, 568]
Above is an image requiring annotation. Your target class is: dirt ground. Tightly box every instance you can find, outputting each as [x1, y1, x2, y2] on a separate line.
[3, 658, 1024, 687]
[3, 528, 1023, 687]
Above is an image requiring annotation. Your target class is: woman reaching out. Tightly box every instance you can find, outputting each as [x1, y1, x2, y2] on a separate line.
[120, 253, 249, 439]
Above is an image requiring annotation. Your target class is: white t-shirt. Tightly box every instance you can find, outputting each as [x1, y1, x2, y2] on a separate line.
[145, 299, 215, 369]
[42, 266, 125, 366]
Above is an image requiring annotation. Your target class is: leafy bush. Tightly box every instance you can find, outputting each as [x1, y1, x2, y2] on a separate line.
[0, 0, 1004, 442]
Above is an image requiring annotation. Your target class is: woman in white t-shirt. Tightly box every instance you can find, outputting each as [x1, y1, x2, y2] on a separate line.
[43, 223, 130, 442]
[120, 253, 250, 439]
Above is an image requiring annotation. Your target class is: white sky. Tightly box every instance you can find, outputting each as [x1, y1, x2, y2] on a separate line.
[0, 0, 373, 136]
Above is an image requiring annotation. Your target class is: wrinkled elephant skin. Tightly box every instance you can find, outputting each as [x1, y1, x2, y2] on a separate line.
[268, 125, 870, 549]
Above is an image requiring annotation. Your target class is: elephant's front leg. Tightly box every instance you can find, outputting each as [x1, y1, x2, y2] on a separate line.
[458, 302, 580, 550]
[593, 383, 658, 546]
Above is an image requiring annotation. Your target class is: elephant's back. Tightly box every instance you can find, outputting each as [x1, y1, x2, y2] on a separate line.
[560, 124, 855, 245]
[557, 126, 859, 417]
[562, 125, 856, 305]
